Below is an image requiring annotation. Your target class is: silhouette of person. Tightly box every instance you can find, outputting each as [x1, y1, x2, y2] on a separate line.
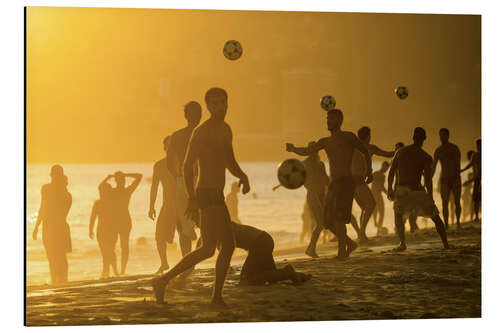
[300, 201, 314, 243]
[394, 142, 419, 233]
[166, 101, 203, 253]
[104, 171, 142, 275]
[461, 139, 481, 222]
[225, 181, 242, 224]
[152, 88, 251, 307]
[33, 165, 72, 285]
[149, 136, 178, 274]
[387, 127, 449, 251]
[287, 109, 372, 258]
[371, 161, 390, 235]
[89, 177, 119, 279]
[432, 128, 462, 229]
[352, 126, 395, 241]
[300, 141, 331, 258]
[232, 222, 311, 285]
[462, 172, 474, 221]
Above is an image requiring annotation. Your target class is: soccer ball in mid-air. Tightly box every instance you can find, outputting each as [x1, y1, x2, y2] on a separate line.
[223, 40, 243, 60]
[277, 159, 307, 189]
[320, 95, 336, 111]
[395, 86, 409, 99]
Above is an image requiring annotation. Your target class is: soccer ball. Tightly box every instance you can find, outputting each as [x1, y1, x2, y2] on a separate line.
[223, 40, 243, 60]
[395, 86, 409, 99]
[320, 95, 336, 111]
[277, 159, 307, 189]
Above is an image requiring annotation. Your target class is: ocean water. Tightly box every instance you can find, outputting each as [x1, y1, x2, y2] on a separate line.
[26, 161, 469, 286]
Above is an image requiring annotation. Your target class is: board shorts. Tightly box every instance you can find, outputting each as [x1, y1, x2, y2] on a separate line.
[393, 185, 439, 218]
[240, 232, 276, 285]
[196, 187, 234, 245]
[472, 179, 481, 203]
[155, 204, 177, 243]
[175, 177, 197, 240]
[324, 177, 356, 228]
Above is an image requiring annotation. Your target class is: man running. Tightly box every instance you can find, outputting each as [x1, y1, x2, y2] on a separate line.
[387, 127, 449, 251]
[352, 126, 394, 241]
[152, 88, 250, 307]
[461, 139, 481, 222]
[149, 136, 177, 274]
[166, 102, 203, 254]
[286, 109, 372, 258]
[371, 161, 389, 235]
[432, 128, 462, 229]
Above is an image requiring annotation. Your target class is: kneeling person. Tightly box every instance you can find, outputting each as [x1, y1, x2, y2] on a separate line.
[232, 222, 311, 285]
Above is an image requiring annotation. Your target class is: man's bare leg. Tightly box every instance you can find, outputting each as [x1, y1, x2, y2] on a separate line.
[119, 232, 130, 275]
[452, 185, 462, 228]
[409, 214, 419, 233]
[394, 213, 406, 251]
[305, 225, 323, 258]
[440, 187, 451, 229]
[430, 215, 450, 249]
[155, 240, 169, 274]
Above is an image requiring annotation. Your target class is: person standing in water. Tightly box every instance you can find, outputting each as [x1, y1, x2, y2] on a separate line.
[225, 181, 242, 224]
[152, 88, 250, 307]
[432, 128, 462, 229]
[166, 101, 203, 253]
[89, 176, 119, 279]
[33, 165, 72, 285]
[287, 109, 372, 258]
[461, 139, 481, 222]
[149, 136, 178, 274]
[104, 171, 142, 275]
[371, 161, 390, 235]
[387, 127, 449, 251]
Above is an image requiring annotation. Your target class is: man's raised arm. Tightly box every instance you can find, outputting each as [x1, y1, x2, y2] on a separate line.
[286, 138, 325, 156]
[369, 144, 395, 158]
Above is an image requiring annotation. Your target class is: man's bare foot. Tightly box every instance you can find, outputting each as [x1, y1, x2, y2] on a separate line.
[296, 272, 312, 283]
[210, 297, 228, 309]
[283, 264, 299, 283]
[152, 277, 166, 305]
[392, 244, 407, 252]
[347, 240, 358, 256]
[305, 247, 319, 259]
[155, 264, 169, 275]
[443, 243, 450, 249]
[333, 255, 349, 261]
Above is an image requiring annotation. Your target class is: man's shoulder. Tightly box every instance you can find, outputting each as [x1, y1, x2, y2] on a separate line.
[154, 158, 166, 169]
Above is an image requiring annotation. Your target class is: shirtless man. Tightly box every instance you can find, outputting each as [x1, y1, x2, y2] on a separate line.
[287, 109, 372, 258]
[387, 127, 449, 251]
[371, 161, 389, 235]
[148, 136, 177, 274]
[301, 142, 330, 258]
[461, 139, 481, 222]
[432, 128, 462, 229]
[166, 102, 203, 255]
[352, 126, 394, 241]
[152, 88, 250, 307]
[394, 142, 419, 232]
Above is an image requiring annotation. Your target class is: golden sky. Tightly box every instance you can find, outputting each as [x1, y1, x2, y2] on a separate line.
[26, 7, 481, 163]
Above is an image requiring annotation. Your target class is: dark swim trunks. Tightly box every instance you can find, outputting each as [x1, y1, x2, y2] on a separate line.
[440, 175, 461, 193]
[196, 188, 226, 209]
[324, 177, 356, 227]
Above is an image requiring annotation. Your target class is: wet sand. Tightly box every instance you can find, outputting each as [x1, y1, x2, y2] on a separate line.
[26, 222, 481, 325]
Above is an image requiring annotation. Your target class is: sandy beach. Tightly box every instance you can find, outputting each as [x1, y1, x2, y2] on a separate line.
[26, 221, 481, 326]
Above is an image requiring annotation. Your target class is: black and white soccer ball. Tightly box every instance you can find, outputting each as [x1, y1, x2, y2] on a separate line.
[223, 40, 243, 61]
[395, 86, 409, 99]
[320, 95, 336, 111]
[277, 159, 307, 189]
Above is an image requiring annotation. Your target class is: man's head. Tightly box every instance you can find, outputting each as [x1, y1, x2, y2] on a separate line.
[205, 88, 228, 120]
[114, 171, 125, 187]
[476, 138, 481, 152]
[327, 109, 343, 132]
[381, 161, 390, 172]
[357, 126, 371, 143]
[98, 182, 112, 198]
[163, 135, 171, 153]
[184, 101, 202, 127]
[413, 127, 427, 146]
[50, 164, 64, 182]
[439, 128, 450, 144]
[395, 142, 405, 150]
